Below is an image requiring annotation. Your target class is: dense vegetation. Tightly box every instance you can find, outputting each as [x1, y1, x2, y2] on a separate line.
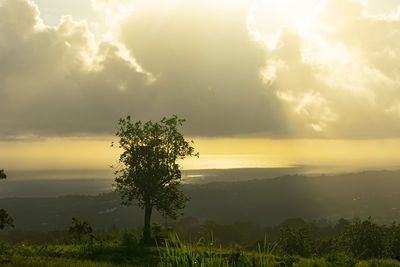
[1, 217, 400, 266]
[3, 170, 400, 265]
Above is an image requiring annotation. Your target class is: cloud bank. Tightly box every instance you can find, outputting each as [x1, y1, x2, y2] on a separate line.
[1, 0, 400, 139]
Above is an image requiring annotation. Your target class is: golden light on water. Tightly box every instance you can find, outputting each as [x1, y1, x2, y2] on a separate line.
[2, 0, 400, 173]
[1, 138, 400, 171]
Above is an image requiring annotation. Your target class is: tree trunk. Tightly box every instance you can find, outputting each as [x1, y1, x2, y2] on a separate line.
[143, 204, 152, 244]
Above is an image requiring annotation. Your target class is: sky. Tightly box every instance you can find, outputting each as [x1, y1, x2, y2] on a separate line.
[1, 0, 400, 171]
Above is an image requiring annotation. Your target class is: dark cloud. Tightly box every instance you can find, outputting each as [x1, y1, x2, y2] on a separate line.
[0, 0, 149, 137]
[1, 0, 400, 139]
[0, 0, 287, 138]
[118, 1, 285, 136]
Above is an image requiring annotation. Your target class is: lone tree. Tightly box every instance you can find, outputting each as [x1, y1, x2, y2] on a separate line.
[112, 115, 198, 243]
[0, 169, 14, 229]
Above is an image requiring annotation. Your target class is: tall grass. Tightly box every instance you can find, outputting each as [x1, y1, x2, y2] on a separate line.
[158, 232, 279, 266]
[157, 233, 400, 266]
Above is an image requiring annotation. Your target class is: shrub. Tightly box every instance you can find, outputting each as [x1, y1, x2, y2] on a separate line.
[324, 251, 356, 267]
[339, 218, 388, 259]
[278, 225, 313, 257]
[68, 217, 93, 243]
[121, 231, 140, 252]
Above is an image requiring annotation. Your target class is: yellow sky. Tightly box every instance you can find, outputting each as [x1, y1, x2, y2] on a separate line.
[1, 138, 400, 171]
[2, 0, 400, 172]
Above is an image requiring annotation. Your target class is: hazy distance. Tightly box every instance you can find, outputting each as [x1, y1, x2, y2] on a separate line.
[2, 0, 400, 200]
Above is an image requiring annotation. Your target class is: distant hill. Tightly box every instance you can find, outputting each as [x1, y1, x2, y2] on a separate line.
[184, 170, 400, 225]
[0, 168, 307, 197]
[1, 170, 400, 231]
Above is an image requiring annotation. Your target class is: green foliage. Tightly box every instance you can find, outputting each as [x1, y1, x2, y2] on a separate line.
[388, 222, 400, 259]
[1, 255, 124, 267]
[278, 225, 313, 257]
[68, 217, 93, 242]
[339, 217, 389, 259]
[151, 222, 169, 246]
[158, 232, 227, 266]
[121, 231, 140, 253]
[362, 259, 400, 267]
[159, 232, 362, 267]
[324, 251, 356, 267]
[0, 239, 13, 264]
[2, 227, 400, 266]
[112, 115, 198, 242]
[158, 232, 307, 267]
[315, 237, 337, 256]
[0, 231, 157, 266]
[254, 236, 279, 266]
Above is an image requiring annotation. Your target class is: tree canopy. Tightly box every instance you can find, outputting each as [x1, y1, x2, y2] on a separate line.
[69, 217, 93, 242]
[0, 169, 6, 179]
[112, 115, 198, 242]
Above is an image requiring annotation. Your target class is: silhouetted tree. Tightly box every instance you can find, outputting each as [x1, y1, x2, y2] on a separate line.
[0, 169, 14, 229]
[112, 115, 198, 243]
[68, 217, 93, 242]
[0, 169, 6, 179]
[0, 209, 14, 230]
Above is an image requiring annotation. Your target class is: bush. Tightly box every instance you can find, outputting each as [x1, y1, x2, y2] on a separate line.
[339, 218, 388, 259]
[121, 231, 140, 252]
[68, 217, 93, 243]
[388, 222, 400, 259]
[324, 251, 356, 267]
[278, 225, 313, 257]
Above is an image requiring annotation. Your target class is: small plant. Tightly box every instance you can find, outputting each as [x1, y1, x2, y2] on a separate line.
[255, 235, 278, 266]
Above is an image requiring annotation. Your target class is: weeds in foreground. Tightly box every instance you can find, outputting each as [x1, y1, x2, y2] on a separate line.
[158, 232, 400, 267]
[158, 232, 282, 266]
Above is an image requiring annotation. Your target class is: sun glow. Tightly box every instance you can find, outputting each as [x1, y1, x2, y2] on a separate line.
[91, 0, 133, 22]
[2, 138, 400, 172]
[248, 0, 320, 47]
